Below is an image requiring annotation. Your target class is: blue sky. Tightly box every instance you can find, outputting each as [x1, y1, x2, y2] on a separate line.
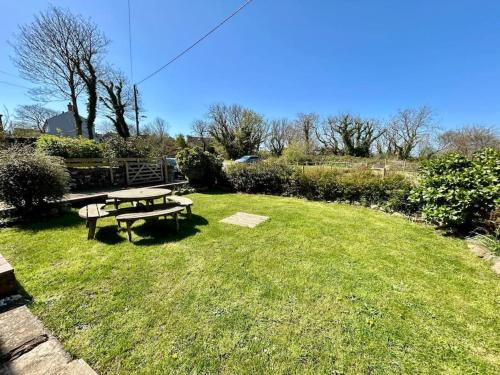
[1, 0, 499, 135]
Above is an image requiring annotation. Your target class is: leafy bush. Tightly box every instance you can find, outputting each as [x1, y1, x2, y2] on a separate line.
[101, 134, 152, 159]
[225, 161, 296, 195]
[0, 146, 69, 213]
[225, 160, 415, 211]
[176, 147, 223, 187]
[36, 134, 102, 158]
[410, 148, 499, 231]
[281, 143, 310, 164]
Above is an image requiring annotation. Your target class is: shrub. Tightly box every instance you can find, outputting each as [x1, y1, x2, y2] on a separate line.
[282, 143, 310, 164]
[176, 147, 223, 187]
[36, 134, 102, 158]
[0, 146, 69, 213]
[225, 161, 295, 195]
[410, 148, 500, 232]
[224, 160, 415, 211]
[101, 134, 152, 159]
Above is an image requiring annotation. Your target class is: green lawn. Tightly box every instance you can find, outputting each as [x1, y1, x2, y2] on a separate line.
[0, 193, 498, 374]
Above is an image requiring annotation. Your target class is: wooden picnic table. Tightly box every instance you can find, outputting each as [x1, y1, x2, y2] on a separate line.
[107, 188, 172, 209]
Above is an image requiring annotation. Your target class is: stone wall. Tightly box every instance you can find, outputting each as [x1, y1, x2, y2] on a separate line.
[68, 166, 127, 191]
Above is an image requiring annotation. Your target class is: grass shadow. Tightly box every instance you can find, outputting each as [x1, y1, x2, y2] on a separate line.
[94, 225, 127, 245]
[132, 214, 209, 246]
[195, 188, 233, 196]
[17, 210, 83, 232]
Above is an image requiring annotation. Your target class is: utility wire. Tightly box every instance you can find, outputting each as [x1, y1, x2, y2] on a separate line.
[136, 0, 254, 85]
[0, 69, 21, 79]
[0, 80, 31, 90]
[127, 0, 134, 82]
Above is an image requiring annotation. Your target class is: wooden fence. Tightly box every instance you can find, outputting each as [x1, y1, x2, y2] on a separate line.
[64, 158, 173, 186]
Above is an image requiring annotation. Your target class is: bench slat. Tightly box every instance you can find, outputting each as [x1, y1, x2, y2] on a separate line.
[116, 206, 184, 221]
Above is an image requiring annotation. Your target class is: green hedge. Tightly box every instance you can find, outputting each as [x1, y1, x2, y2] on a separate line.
[36, 135, 103, 158]
[225, 161, 415, 212]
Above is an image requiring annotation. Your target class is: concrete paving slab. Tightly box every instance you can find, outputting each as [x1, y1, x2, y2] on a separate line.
[220, 212, 269, 228]
[0, 306, 48, 357]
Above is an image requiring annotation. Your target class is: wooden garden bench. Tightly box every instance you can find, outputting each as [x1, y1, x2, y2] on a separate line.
[78, 203, 110, 240]
[167, 196, 193, 219]
[115, 206, 184, 242]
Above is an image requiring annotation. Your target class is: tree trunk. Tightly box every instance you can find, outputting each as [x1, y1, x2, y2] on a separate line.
[71, 92, 82, 136]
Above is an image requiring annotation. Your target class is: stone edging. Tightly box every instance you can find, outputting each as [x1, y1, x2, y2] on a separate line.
[466, 240, 500, 275]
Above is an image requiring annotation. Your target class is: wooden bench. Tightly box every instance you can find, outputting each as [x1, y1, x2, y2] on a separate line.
[116, 206, 184, 242]
[167, 196, 193, 219]
[78, 204, 110, 240]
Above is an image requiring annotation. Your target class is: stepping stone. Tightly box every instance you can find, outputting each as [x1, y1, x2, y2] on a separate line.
[220, 212, 269, 228]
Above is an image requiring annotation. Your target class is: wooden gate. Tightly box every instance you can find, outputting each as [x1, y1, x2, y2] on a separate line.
[125, 160, 165, 186]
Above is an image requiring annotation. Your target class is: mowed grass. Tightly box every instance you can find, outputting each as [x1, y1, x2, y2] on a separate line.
[0, 193, 499, 374]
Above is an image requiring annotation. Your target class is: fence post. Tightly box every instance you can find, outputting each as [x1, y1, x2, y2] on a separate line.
[125, 161, 130, 186]
[109, 158, 114, 185]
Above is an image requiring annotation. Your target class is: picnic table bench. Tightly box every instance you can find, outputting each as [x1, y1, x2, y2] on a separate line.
[78, 203, 110, 240]
[167, 196, 193, 219]
[116, 206, 184, 242]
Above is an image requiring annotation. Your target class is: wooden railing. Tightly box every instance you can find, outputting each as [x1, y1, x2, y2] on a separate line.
[64, 158, 173, 185]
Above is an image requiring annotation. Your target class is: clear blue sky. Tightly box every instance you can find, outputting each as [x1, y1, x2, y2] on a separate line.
[1, 0, 499, 135]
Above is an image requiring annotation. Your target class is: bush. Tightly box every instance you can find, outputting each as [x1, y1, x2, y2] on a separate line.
[410, 148, 500, 232]
[282, 143, 310, 164]
[225, 161, 295, 195]
[176, 147, 223, 187]
[101, 134, 152, 159]
[225, 160, 415, 211]
[36, 134, 102, 158]
[0, 146, 69, 213]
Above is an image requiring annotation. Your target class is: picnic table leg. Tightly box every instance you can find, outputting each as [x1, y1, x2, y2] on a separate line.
[114, 198, 118, 209]
[125, 221, 133, 242]
[87, 219, 97, 240]
[186, 206, 192, 220]
[174, 213, 179, 232]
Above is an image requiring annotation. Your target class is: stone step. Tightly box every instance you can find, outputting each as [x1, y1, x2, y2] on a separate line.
[0, 306, 96, 375]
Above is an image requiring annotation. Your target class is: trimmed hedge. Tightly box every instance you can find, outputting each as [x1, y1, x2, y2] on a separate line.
[225, 161, 415, 212]
[36, 134, 103, 158]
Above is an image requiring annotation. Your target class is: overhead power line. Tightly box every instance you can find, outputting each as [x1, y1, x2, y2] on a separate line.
[0, 80, 30, 90]
[136, 0, 254, 85]
[0, 69, 21, 79]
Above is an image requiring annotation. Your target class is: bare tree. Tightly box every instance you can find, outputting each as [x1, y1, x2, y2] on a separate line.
[267, 119, 291, 156]
[438, 125, 499, 155]
[11, 6, 85, 135]
[146, 117, 170, 139]
[207, 103, 267, 159]
[0, 106, 13, 134]
[191, 119, 210, 151]
[295, 113, 318, 154]
[99, 69, 132, 138]
[70, 14, 109, 139]
[14, 104, 57, 133]
[386, 107, 434, 159]
[316, 114, 384, 157]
